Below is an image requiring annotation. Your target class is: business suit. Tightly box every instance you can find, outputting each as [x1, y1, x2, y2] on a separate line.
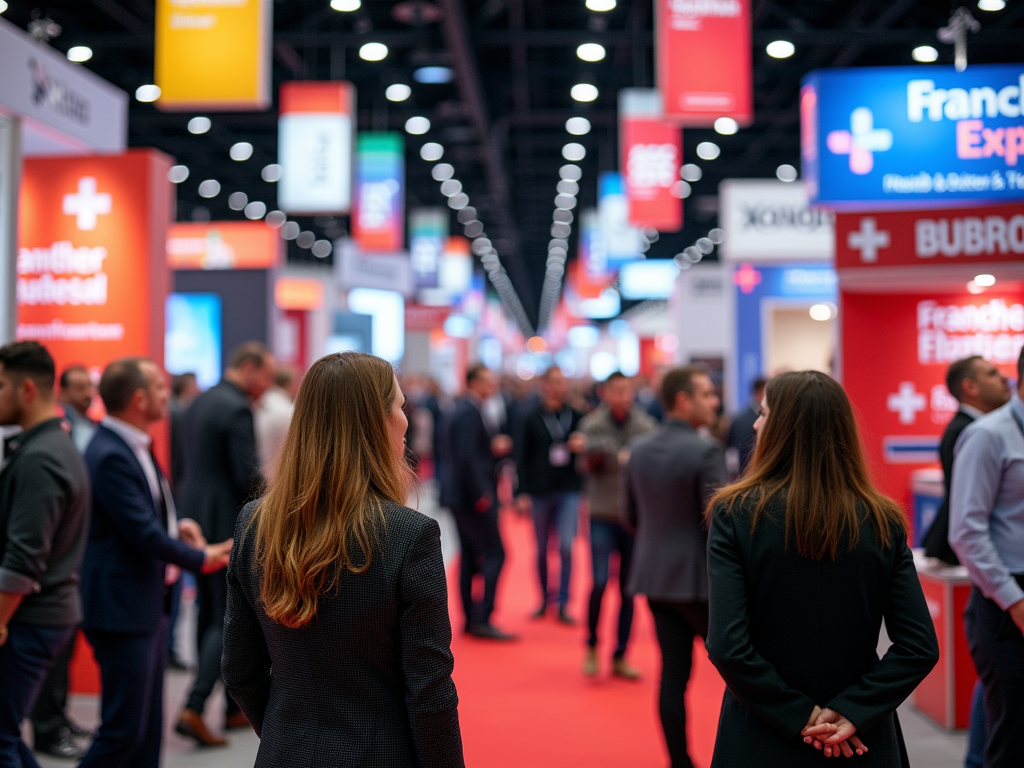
[622, 419, 726, 768]
[180, 379, 262, 717]
[922, 408, 974, 564]
[706, 498, 939, 767]
[440, 397, 504, 628]
[79, 424, 205, 768]
[223, 500, 464, 768]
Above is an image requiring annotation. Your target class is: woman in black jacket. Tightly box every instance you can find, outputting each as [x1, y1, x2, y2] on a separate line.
[222, 352, 464, 768]
[705, 371, 938, 766]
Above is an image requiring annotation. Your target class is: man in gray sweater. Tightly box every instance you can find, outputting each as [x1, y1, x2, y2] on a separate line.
[578, 372, 655, 679]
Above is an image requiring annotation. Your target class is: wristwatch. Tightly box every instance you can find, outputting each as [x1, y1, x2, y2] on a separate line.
[0, 625, 7, 648]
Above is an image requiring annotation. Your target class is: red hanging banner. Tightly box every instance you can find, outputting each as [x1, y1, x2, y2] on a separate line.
[656, 0, 753, 127]
[620, 89, 682, 232]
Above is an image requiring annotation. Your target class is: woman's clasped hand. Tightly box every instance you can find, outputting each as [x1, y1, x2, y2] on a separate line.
[801, 706, 869, 759]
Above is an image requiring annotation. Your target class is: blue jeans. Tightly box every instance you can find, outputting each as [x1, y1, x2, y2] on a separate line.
[587, 519, 636, 658]
[0, 622, 76, 768]
[531, 492, 579, 608]
[965, 679, 985, 768]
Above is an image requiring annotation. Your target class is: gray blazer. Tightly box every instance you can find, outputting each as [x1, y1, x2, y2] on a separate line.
[622, 419, 726, 603]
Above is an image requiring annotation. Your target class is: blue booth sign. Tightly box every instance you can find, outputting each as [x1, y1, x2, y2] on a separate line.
[802, 64, 1024, 209]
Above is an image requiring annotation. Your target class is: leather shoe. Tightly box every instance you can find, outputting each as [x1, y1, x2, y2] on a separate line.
[175, 708, 228, 747]
[612, 657, 642, 681]
[531, 604, 547, 619]
[468, 622, 518, 641]
[225, 712, 251, 730]
[34, 727, 86, 760]
[557, 608, 575, 625]
[582, 648, 598, 678]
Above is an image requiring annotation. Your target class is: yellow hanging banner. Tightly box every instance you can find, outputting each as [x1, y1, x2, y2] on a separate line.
[155, 0, 272, 111]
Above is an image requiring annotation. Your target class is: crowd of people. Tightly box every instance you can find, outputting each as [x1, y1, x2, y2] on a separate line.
[0, 338, 1020, 768]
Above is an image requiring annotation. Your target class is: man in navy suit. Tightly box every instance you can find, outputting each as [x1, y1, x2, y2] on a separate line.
[78, 358, 232, 768]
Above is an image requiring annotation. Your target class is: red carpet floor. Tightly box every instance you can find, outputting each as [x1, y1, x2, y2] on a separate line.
[448, 511, 725, 768]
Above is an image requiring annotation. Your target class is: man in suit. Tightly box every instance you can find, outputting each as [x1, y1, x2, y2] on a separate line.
[441, 365, 516, 641]
[623, 365, 726, 768]
[177, 342, 273, 743]
[725, 376, 766, 478]
[0, 342, 90, 768]
[78, 357, 232, 768]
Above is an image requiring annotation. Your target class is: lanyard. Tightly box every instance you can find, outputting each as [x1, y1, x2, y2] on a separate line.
[541, 408, 572, 443]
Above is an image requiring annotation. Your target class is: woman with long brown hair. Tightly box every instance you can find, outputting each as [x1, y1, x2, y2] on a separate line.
[221, 352, 464, 768]
[705, 371, 938, 767]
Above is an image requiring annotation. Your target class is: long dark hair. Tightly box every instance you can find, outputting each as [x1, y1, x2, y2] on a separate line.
[708, 371, 905, 560]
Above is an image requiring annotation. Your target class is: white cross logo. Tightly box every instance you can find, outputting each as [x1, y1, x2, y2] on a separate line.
[887, 382, 927, 425]
[826, 107, 893, 175]
[62, 177, 112, 231]
[848, 217, 890, 263]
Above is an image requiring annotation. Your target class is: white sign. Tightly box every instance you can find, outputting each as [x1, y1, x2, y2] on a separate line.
[279, 114, 352, 214]
[335, 240, 413, 297]
[719, 179, 835, 262]
[0, 18, 127, 154]
[619, 260, 680, 300]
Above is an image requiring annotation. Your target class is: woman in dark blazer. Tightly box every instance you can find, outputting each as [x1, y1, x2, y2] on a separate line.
[705, 371, 939, 767]
[222, 352, 464, 768]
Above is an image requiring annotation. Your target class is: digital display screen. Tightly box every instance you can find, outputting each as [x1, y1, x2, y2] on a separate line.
[165, 292, 222, 390]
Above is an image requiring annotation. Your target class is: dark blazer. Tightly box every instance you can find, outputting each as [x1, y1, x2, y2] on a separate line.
[223, 500, 464, 768]
[706, 497, 939, 768]
[922, 409, 975, 564]
[81, 425, 205, 634]
[726, 403, 759, 474]
[622, 419, 726, 602]
[513, 403, 583, 495]
[439, 398, 497, 512]
[180, 380, 262, 543]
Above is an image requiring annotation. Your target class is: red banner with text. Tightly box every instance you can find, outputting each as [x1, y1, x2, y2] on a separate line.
[622, 118, 682, 231]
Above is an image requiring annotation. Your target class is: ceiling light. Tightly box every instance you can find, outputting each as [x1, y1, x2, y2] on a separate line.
[776, 164, 798, 182]
[405, 116, 431, 135]
[465, 221, 484, 237]
[312, 239, 333, 258]
[696, 141, 720, 160]
[912, 45, 939, 63]
[577, 43, 606, 62]
[244, 201, 267, 220]
[978, 0, 1005, 10]
[559, 164, 582, 181]
[230, 142, 253, 161]
[457, 207, 477, 223]
[709, 228, 725, 244]
[448, 193, 469, 210]
[551, 222, 571, 238]
[262, 163, 282, 182]
[440, 179, 462, 197]
[0, 1, 8, 13]
[197, 179, 221, 198]
[472, 238, 492, 254]
[330, 0, 361, 9]
[566, 117, 591, 136]
[359, 42, 388, 62]
[228, 191, 248, 211]
[714, 117, 738, 135]
[386, 83, 412, 102]
[66, 46, 92, 63]
[809, 303, 836, 322]
[586, 0, 616, 10]
[188, 116, 211, 134]
[681, 163, 702, 182]
[266, 211, 287, 228]
[553, 209, 573, 224]
[420, 142, 444, 161]
[555, 194, 577, 209]
[696, 237, 714, 254]
[414, 66, 453, 84]
[974, 273, 996, 286]
[432, 163, 455, 181]
[562, 142, 586, 161]
[297, 231, 316, 249]
[557, 180, 579, 195]
[671, 180, 692, 199]
[135, 84, 161, 103]
[766, 40, 795, 59]
[168, 165, 189, 183]
[571, 83, 599, 102]
[281, 221, 300, 240]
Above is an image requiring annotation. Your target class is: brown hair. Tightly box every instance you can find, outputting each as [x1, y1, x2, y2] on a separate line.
[659, 365, 708, 411]
[708, 371, 905, 560]
[228, 341, 271, 370]
[945, 356, 984, 402]
[249, 352, 412, 628]
[99, 357, 150, 414]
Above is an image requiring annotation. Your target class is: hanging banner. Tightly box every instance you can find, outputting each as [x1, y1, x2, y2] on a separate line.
[155, 0, 272, 111]
[655, 0, 753, 127]
[409, 208, 447, 288]
[719, 180, 835, 262]
[598, 172, 644, 268]
[167, 221, 281, 270]
[278, 81, 355, 215]
[352, 133, 404, 252]
[801, 64, 1024, 209]
[577, 209, 614, 299]
[619, 89, 682, 231]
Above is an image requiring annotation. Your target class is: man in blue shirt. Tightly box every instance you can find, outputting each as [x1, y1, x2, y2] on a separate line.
[950, 347, 1024, 768]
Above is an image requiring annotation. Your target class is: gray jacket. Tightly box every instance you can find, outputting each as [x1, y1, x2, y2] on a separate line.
[623, 419, 726, 603]
[578, 406, 656, 521]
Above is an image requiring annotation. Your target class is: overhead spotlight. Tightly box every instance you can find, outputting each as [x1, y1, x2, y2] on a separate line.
[696, 141, 720, 160]
[766, 40, 795, 59]
[386, 83, 412, 101]
[586, 0, 616, 10]
[555, 194, 577, 209]
[244, 201, 267, 220]
[553, 209, 574, 225]
[168, 165, 189, 183]
[566, 117, 591, 136]
[643, 227, 660, 243]
[188, 116, 211, 134]
[978, 0, 1005, 10]
[776, 164, 798, 182]
[709, 228, 725, 244]
[265, 211, 287, 228]
[809, 303, 837, 321]
[577, 43, 606, 62]
[557, 180, 579, 195]
[440, 179, 462, 197]
[414, 66, 454, 83]
[571, 83, 599, 102]
[549, 239, 569, 251]
[681, 163, 702, 182]
[405, 116, 431, 135]
[696, 237, 714, 254]
[330, 0, 360, 9]
[682, 246, 703, 263]
[197, 179, 221, 198]
[551, 222, 571, 238]
[262, 163, 282, 182]
[135, 84, 161, 103]
[312, 239, 334, 258]
[297, 231, 316, 249]
[714, 117, 739, 135]
[359, 42, 388, 61]
[562, 143, 586, 161]
[420, 142, 444, 161]
[472, 237, 492, 255]
[671, 180, 692, 199]
[465, 221, 485, 237]
[432, 163, 455, 181]
[559, 164, 583, 181]
[457, 207, 477, 223]
[281, 221, 300, 240]
[0, 1, 8, 12]
[974, 273, 997, 286]
[67, 46, 92, 63]
[230, 142, 253, 161]
[448, 193, 469, 210]
[967, 280, 985, 294]
[912, 45, 939, 63]
[228, 191, 248, 211]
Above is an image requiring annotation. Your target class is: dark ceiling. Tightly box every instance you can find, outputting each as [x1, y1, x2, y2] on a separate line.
[4, 0, 1024, 331]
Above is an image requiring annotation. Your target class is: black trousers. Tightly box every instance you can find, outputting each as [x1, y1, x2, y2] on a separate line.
[29, 629, 75, 741]
[452, 502, 505, 627]
[964, 586, 1024, 768]
[648, 600, 709, 768]
[186, 571, 240, 716]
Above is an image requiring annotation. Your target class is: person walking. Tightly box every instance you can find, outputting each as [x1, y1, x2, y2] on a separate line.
[177, 342, 273, 745]
[578, 372, 654, 679]
[950, 348, 1024, 768]
[253, 366, 298, 482]
[706, 371, 939, 766]
[725, 376, 766, 478]
[58, 365, 96, 453]
[222, 352, 464, 768]
[514, 366, 585, 623]
[0, 342, 90, 768]
[78, 358, 232, 768]
[622, 366, 726, 768]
